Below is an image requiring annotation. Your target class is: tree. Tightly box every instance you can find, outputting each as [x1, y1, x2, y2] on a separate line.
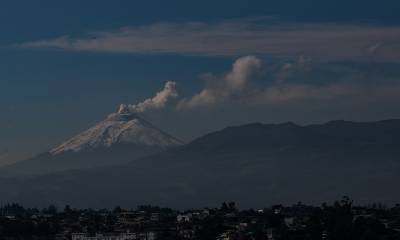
[44, 205, 57, 215]
[323, 196, 354, 240]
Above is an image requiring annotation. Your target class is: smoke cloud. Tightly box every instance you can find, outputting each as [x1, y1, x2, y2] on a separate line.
[113, 56, 400, 114]
[177, 55, 400, 110]
[177, 56, 261, 109]
[119, 81, 178, 114]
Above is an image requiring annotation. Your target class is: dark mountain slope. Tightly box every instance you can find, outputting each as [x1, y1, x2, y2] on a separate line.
[0, 144, 162, 177]
[0, 120, 399, 208]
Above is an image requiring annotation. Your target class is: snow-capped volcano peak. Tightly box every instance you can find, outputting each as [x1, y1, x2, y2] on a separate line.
[50, 107, 183, 155]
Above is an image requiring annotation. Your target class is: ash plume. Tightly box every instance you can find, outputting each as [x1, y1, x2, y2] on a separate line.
[119, 81, 178, 114]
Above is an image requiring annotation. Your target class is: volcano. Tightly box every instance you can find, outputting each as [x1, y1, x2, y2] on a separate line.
[0, 105, 182, 177]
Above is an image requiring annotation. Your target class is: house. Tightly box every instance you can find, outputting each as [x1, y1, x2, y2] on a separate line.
[177, 214, 192, 222]
[71, 233, 137, 240]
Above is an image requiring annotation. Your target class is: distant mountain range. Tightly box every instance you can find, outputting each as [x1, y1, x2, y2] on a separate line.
[0, 118, 399, 208]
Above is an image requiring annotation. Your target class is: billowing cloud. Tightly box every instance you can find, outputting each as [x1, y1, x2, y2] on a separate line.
[178, 56, 400, 110]
[119, 81, 178, 113]
[177, 56, 261, 109]
[17, 18, 400, 62]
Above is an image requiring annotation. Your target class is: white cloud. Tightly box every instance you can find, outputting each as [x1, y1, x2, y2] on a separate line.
[17, 18, 400, 62]
[119, 81, 178, 113]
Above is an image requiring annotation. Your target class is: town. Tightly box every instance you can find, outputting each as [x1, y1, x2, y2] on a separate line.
[0, 197, 400, 240]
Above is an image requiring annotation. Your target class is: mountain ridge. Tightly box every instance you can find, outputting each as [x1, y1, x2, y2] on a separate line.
[0, 119, 398, 208]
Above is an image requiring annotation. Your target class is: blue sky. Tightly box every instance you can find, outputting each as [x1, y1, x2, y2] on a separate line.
[1, 0, 400, 164]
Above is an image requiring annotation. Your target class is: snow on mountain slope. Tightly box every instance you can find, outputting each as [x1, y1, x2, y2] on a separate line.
[50, 105, 183, 155]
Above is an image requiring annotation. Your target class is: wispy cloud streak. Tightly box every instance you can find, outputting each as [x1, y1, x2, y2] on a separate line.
[18, 18, 400, 62]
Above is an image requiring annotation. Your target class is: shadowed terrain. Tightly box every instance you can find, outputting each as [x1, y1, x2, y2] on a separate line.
[0, 120, 399, 208]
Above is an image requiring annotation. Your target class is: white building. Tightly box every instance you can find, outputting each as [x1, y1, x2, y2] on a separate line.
[72, 233, 137, 240]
